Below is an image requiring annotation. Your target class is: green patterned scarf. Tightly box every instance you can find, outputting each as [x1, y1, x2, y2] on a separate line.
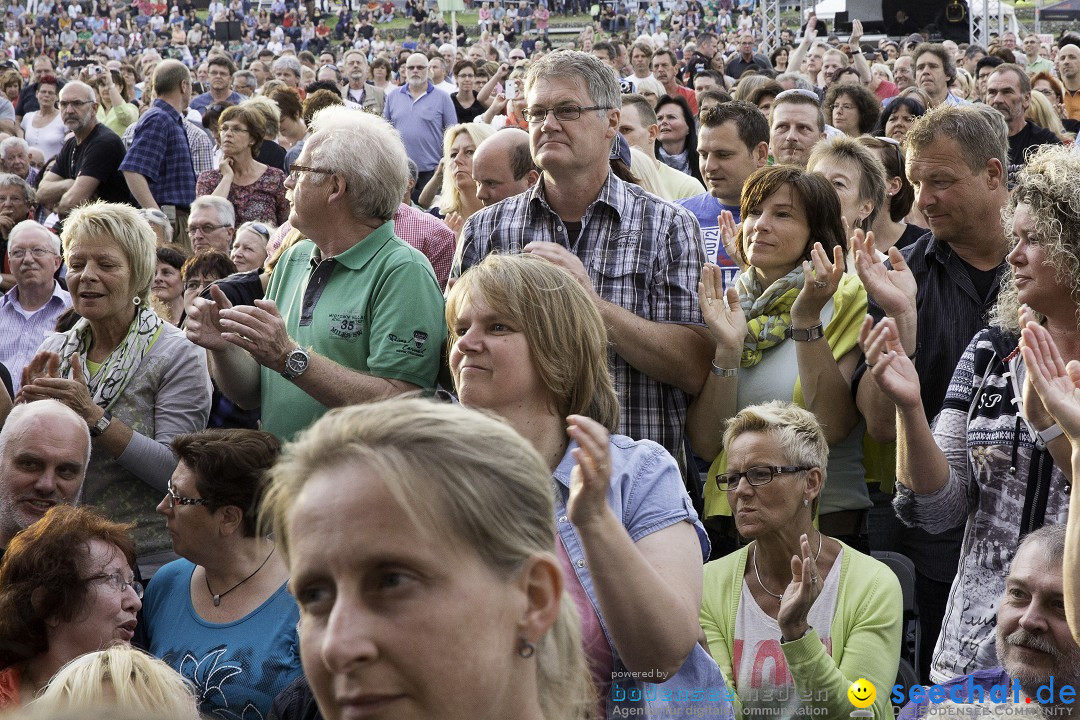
[735, 265, 805, 367]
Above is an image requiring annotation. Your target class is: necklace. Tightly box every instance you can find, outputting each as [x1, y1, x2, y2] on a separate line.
[205, 546, 275, 607]
[752, 531, 824, 603]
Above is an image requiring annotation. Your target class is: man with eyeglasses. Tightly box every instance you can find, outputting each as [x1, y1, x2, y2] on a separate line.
[0, 400, 91, 558]
[383, 53, 456, 204]
[0, 174, 32, 292]
[186, 107, 445, 442]
[188, 196, 235, 255]
[456, 51, 712, 481]
[0, 221, 70, 392]
[189, 54, 243, 117]
[37, 81, 132, 219]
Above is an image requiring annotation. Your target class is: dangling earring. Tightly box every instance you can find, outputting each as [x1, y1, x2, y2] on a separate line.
[132, 296, 141, 306]
[517, 637, 536, 658]
[803, 499, 810, 507]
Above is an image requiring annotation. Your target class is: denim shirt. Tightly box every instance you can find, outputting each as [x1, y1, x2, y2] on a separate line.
[552, 434, 734, 720]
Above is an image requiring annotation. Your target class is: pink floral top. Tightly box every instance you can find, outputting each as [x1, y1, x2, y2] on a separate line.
[196, 166, 290, 227]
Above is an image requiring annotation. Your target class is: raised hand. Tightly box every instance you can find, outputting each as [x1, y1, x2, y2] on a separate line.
[859, 315, 922, 411]
[1020, 317, 1080, 442]
[698, 264, 746, 353]
[852, 229, 917, 319]
[777, 533, 822, 641]
[185, 284, 234, 351]
[20, 353, 98, 421]
[849, 18, 863, 47]
[791, 242, 843, 327]
[565, 414, 614, 529]
[717, 209, 742, 269]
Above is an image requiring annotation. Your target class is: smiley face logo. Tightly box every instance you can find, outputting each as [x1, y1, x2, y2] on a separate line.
[848, 678, 876, 708]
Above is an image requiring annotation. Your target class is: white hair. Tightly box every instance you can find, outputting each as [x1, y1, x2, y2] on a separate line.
[8, 220, 60, 254]
[190, 195, 236, 228]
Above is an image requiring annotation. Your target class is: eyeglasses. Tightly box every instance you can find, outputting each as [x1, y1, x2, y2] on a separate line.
[874, 135, 903, 171]
[189, 222, 230, 235]
[183, 277, 215, 292]
[219, 124, 249, 136]
[239, 221, 270, 239]
[775, 88, 821, 105]
[84, 571, 144, 599]
[0, 194, 25, 205]
[58, 99, 94, 108]
[404, 63, 429, 69]
[9, 247, 56, 259]
[288, 163, 335, 180]
[521, 105, 613, 123]
[166, 480, 209, 508]
[715, 465, 811, 492]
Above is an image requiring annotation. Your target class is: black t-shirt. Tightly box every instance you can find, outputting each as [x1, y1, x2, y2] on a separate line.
[452, 93, 485, 123]
[256, 139, 289, 172]
[1007, 121, 1062, 169]
[53, 122, 133, 206]
[895, 223, 929, 251]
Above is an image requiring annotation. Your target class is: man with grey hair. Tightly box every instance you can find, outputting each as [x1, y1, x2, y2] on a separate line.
[0, 400, 91, 555]
[0, 137, 31, 183]
[341, 49, 385, 114]
[384, 53, 456, 202]
[986, 63, 1061, 170]
[232, 70, 257, 98]
[0, 174, 33, 292]
[455, 50, 712, 470]
[185, 107, 446, 441]
[188, 196, 235, 255]
[0, 221, 69, 392]
[272, 56, 303, 90]
[37, 80, 131, 217]
[898, 525, 1080, 717]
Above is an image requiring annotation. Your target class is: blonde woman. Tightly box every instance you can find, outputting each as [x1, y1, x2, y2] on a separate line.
[416, 122, 496, 232]
[1026, 90, 1072, 142]
[262, 398, 596, 720]
[31, 647, 199, 720]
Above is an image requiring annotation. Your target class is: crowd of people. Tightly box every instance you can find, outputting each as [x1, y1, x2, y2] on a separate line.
[0, 0, 1078, 718]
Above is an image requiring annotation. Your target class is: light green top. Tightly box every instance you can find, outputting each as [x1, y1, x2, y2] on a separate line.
[700, 542, 903, 719]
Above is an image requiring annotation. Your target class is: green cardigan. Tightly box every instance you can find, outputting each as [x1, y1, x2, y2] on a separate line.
[699, 541, 902, 719]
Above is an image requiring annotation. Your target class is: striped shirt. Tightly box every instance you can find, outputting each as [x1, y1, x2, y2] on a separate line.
[0, 281, 72, 392]
[455, 172, 707, 458]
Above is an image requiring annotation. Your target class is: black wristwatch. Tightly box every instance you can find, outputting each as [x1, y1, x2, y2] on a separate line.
[786, 323, 825, 342]
[90, 411, 112, 438]
[280, 346, 311, 380]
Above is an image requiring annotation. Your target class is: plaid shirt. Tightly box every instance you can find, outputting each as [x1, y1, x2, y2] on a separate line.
[393, 203, 455, 290]
[455, 172, 706, 457]
[118, 99, 196, 208]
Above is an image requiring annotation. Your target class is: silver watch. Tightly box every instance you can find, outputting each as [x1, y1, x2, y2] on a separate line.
[280, 346, 311, 380]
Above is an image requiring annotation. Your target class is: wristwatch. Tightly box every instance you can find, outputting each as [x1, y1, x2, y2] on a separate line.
[786, 323, 825, 342]
[90, 411, 112, 438]
[280, 346, 311, 380]
[1037, 423, 1064, 449]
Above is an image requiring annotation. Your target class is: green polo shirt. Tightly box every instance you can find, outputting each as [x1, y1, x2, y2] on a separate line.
[261, 220, 445, 440]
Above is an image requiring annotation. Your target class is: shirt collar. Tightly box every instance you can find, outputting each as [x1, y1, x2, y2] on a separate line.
[3, 280, 64, 308]
[528, 170, 626, 222]
[152, 97, 182, 122]
[307, 219, 397, 271]
[398, 81, 434, 96]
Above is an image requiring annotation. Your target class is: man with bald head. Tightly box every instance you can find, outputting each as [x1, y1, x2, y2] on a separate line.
[1057, 44, 1080, 120]
[471, 128, 539, 206]
[384, 52, 456, 202]
[0, 400, 91, 555]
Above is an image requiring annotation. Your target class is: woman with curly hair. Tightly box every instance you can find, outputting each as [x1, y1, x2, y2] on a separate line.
[824, 83, 880, 137]
[0, 506, 141, 706]
[862, 143, 1080, 680]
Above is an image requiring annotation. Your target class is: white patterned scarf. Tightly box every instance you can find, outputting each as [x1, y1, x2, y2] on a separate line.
[54, 305, 164, 411]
